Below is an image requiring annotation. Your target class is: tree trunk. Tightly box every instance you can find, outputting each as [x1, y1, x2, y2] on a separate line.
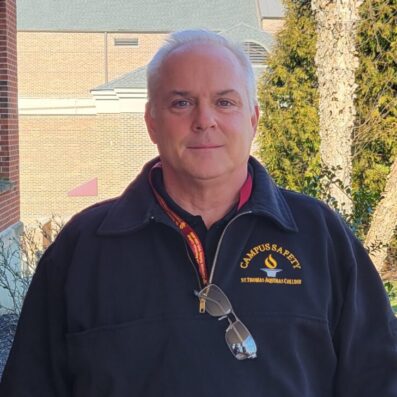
[364, 158, 397, 275]
[311, 0, 362, 214]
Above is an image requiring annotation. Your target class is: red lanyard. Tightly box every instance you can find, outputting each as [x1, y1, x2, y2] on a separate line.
[149, 162, 252, 286]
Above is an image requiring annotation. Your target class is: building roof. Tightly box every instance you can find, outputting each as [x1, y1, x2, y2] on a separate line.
[17, 0, 265, 32]
[92, 24, 272, 92]
[221, 23, 274, 52]
[94, 66, 147, 91]
[93, 65, 266, 92]
[258, 0, 285, 18]
[93, 66, 267, 93]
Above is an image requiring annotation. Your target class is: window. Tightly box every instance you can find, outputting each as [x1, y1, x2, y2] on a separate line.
[114, 37, 139, 47]
[243, 41, 268, 65]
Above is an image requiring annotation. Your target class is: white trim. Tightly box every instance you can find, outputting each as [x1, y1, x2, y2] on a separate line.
[91, 88, 147, 113]
[18, 89, 148, 115]
[19, 98, 97, 115]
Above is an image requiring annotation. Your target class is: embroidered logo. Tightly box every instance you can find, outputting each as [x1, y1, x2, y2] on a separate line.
[240, 243, 302, 285]
[260, 254, 283, 277]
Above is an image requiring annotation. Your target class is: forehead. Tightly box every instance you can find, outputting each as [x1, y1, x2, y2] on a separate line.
[158, 43, 245, 91]
[165, 42, 241, 67]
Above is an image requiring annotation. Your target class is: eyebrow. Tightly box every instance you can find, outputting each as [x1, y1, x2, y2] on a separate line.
[169, 90, 190, 97]
[216, 89, 240, 97]
[168, 89, 240, 97]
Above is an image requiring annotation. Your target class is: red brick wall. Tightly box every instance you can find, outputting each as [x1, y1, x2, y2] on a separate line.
[0, 0, 20, 231]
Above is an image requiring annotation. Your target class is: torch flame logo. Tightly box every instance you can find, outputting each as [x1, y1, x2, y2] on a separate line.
[264, 254, 278, 269]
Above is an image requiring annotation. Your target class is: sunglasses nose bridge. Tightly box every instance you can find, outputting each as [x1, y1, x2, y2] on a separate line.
[228, 310, 238, 323]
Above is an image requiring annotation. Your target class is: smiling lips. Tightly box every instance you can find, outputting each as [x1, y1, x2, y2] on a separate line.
[187, 144, 223, 149]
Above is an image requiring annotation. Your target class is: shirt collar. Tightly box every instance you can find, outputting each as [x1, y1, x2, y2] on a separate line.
[97, 156, 298, 236]
[150, 164, 205, 227]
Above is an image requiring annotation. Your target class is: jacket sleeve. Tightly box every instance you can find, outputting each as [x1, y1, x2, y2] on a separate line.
[0, 245, 73, 396]
[333, 230, 397, 396]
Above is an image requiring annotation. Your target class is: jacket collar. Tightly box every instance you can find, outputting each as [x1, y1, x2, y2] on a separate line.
[97, 156, 298, 236]
[245, 156, 298, 232]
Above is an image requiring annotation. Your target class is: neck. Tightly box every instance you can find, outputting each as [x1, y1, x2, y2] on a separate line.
[162, 170, 248, 229]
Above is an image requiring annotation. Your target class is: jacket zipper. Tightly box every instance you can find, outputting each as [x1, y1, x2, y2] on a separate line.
[209, 210, 253, 284]
[196, 211, 252, 314]
[152, 211, 253, 313]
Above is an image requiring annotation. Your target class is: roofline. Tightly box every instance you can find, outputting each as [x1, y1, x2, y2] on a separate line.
[17, 29, 173, 34]
[17, 28, 224, 34]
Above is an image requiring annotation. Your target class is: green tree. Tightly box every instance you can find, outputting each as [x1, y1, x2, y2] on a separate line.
[257, 0, 319, 192]
[353, 0, 397, 208]
[355, 0, 397, 272]
[257, 0, 397, 274]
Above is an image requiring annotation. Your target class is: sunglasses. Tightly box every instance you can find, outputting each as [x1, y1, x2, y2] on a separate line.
[195, 283, 257, 360]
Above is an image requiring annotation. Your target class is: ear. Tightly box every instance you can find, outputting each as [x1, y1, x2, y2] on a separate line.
[144, 102, 158, 144]
[250, 104, 260, 138]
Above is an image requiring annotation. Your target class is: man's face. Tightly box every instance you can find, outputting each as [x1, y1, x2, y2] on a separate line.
[145, 43, 259, 184]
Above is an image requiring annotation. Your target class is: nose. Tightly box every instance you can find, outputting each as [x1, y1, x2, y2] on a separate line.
[192, 104, 216, 132]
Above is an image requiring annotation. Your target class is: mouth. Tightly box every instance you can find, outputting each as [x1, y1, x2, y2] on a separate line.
[187, 145, 223, 149]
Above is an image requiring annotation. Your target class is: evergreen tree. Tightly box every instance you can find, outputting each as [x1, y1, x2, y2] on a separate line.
[353, 0, 397, 208]
[355, 0, 397, 270]
[257, 0, 396, 225]
[257, 0, 319, 192]
[256, 0, 396, 273]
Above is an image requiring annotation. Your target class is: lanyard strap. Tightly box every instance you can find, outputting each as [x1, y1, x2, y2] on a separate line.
[149, 162, 252, 286]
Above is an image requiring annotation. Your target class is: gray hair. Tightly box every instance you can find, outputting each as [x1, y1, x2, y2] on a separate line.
[146, 29, 257, 111]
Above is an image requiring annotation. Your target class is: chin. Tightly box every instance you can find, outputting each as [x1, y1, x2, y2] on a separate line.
[186, 166, 232, 181]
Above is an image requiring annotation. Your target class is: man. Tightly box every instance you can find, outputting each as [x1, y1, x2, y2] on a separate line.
[1, 29, 396, 396]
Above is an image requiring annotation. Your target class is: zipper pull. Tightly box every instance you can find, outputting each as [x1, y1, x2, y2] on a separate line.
[199, 298, 206, 314]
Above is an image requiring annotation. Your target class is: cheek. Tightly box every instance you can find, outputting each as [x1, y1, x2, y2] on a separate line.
[224, 119, 255, 142]
[163, 115, 190, 133]
[155, 130, 184, 153]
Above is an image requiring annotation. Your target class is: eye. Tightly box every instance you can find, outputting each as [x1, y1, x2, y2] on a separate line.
[171, 99, 191, 108]
[217, 99, 234, 107]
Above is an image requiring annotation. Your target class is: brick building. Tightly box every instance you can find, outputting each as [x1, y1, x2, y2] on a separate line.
[16, 0, 284, 227]
[0, 0, 22, 310]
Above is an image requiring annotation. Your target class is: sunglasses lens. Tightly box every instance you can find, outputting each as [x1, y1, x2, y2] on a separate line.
[225, 320, 257, 360]
[200, 284, 232, 317]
